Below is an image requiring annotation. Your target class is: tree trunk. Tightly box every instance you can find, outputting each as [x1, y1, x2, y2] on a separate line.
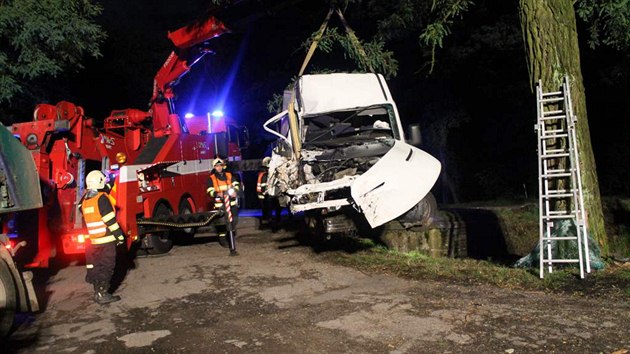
[519, 0, 608, 254]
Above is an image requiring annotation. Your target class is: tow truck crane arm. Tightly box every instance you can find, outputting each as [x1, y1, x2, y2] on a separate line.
[151, 17, 228, 135]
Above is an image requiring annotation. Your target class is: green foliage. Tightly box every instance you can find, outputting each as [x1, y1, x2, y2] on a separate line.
[361, 0, 473, 73]
[576, 0, 630, 50]
[0, 0, 106, 103]
[314, 27, 398, 78]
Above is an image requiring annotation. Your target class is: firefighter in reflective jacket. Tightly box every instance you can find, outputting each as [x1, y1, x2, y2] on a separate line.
[257, 156, 281, 229]
[207, 158, 240, 246]
[79, 170, 125, 305]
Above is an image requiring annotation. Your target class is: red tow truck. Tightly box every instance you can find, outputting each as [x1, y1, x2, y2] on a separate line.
[1, 15, 249, 334]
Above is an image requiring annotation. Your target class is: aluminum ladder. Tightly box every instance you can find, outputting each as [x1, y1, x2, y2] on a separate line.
[535, 76, 590, 279]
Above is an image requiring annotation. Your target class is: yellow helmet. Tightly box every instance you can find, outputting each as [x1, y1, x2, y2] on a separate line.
[213, 158, 225, 167]
[86, 170, 106, 190]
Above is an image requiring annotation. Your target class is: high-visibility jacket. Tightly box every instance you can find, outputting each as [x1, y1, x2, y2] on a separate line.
[256, 170, 268, 200]
[207, 171, 240, 209]
[80, 192, 123, 245]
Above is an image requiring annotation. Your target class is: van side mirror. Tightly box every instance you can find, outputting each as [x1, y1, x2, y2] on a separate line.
[407, 123, 422, 147]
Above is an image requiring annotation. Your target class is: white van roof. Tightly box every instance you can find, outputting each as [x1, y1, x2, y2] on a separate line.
[296, 73, 395, 116]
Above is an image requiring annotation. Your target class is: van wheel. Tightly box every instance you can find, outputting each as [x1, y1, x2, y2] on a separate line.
[146, 204, 173, 255]
[0, 259, 17, 337]
[398, 192, 438, 227]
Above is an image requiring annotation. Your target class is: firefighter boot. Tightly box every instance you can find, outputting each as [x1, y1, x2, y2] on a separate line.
[218, 233, 229, 248]
[93, 284, 121, 305]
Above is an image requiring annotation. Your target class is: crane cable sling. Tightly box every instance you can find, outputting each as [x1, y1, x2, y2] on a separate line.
[288, 7, 334, 159]
[289, 6, 372, 159]
[335, 7, 374, 73]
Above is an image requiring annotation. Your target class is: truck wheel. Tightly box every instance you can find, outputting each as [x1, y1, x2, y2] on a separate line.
[0, 259, 17, 337]
[178, 199, 195, 235]
[146, 203, 173, 255]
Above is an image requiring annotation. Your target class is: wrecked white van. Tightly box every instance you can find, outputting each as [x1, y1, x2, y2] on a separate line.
[263, 73, 441, 235]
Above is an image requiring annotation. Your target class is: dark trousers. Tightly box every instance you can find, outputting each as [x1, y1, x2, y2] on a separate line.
[261, 195, 282, 223]
[85, 241, 116, 290]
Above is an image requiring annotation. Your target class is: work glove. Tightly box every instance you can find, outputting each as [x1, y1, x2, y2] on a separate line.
[228, 188, 237, 198]
[113, 230, 125, 246]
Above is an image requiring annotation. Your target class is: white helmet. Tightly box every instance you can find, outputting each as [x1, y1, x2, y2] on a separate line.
[213, 158, 225, 167]
[262, 157, 271, 168]
[86, 170, 106, 190]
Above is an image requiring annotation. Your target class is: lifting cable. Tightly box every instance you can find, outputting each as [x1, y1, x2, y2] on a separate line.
[288, 6, 373, 159]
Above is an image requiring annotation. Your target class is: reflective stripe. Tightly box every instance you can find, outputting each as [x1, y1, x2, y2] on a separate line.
[86, 264, 94, 269]
[108, 223, 120, 231]
[258, 195, 265, 200]
[82, 192, 115, 238]
[102, 211, 116, 222]
[88, 227, 107, 235]
[90, 235, 116, 245]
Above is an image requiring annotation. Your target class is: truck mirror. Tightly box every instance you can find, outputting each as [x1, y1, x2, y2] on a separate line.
[213, 132, 229, 158]
[407, 123, 422, 147]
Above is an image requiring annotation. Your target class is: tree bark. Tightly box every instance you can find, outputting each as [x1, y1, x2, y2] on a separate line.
[519, 0, 608, 254]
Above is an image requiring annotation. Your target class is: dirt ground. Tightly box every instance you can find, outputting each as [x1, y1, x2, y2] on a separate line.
[5, 217, 630, 353]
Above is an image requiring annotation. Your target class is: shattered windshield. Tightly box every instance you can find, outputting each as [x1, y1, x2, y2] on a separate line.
[302, 105, 397, 146]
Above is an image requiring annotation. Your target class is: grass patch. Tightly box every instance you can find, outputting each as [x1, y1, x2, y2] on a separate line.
[322, 242, 630, 299]
[316, 197, 630, 298]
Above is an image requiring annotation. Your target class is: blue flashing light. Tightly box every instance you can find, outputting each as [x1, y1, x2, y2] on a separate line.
[211, 110, 224, 118]
[184, 113, 195, 119]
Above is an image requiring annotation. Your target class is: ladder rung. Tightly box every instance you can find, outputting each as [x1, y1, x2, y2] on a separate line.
[543, 193, 573, 198]
[544, 148, 566, 154]
[541, 97, 564, 103]
[541, 133, 568, 139]
[547, 168, 574, 173]
[547, 210, 575, 215]
[547, 189, 573, 193]
[543, 110, 564, 116]
[542, 91, 563, 96]
[543, 214, 577, 220]
[542, 236, 579, 241]
[541, 153, 570, 158]
[540, 115, 567, 121]
[541, 259, 580, 264]
[542, 172, 572, 178]
[542, 129, 565, 134]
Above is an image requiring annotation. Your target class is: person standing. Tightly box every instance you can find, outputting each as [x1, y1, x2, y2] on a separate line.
[79, 170, 125, 305]
[207, 158, 240, 251]
[257, 156, 282, 230]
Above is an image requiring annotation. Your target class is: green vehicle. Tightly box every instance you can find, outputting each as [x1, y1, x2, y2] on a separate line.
[0, 122, 41, 337]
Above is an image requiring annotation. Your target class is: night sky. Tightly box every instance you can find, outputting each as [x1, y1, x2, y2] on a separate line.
[9, 0, 630, 201]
